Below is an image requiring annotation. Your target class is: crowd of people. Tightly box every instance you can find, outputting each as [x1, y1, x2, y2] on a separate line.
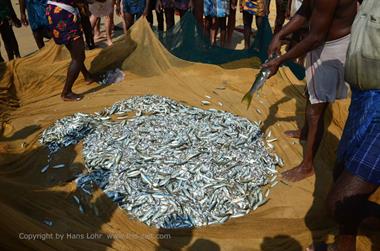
[0, 0, 298, 100]
[0, 0, 305, 62]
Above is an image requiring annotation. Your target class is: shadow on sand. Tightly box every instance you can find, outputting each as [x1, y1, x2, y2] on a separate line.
[261, 235, 302, 251]
[0, 124, 118, 250]
[262, 82, 380, 250]
[156, 228, 220, 251]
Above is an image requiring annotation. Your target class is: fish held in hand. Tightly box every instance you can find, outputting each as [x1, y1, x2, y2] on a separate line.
[241, 54, 278, 109]
[241, 68, 271, 109]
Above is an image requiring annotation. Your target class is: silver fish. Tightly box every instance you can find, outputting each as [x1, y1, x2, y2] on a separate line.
[241, 54, 278, 109]
[40, 95, 282, 229]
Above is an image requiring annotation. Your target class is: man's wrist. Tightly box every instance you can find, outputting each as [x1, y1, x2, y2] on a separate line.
[277, 54, 288, 65]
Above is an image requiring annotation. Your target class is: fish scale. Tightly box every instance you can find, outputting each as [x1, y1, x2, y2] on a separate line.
[40, 95, 281, 229]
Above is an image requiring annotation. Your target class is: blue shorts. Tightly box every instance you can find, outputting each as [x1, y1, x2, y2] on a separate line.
[337, 88, 380, 185]
[123, 0, 146, 16]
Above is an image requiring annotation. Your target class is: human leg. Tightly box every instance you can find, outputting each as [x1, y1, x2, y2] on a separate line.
[122, 12, 134, 32]
[210, 17, 217, 46]
[62, 37, 94, 101]
[243, 12, 253, 49]
[156, 10, 164, 31]
[217, 16, 227, 48]
[104, 15, 113, 46]
[284, 95, 309, 140]
[32, 29, 45, 49]
[81, 15, 95, 49]
[226, 6, 236, 46]
[164, 7, 175, 30]
[282, 102, 329, 182]
[327, 171, 379, 251]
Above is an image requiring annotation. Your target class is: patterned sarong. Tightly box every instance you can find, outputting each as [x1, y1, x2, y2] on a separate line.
[46, 0, 82, 45]
[337, 88, 380, 185]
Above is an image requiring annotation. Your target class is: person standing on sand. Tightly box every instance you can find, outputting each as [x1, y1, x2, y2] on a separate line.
[240, 0, 266, 49]
[262, 0, 357, 182]
[19, 0, 51, 49]
[146, 0, 164, 31]
[226, 0, 236, 47]
[192, 0, 203, 27]
[155, 0, 192, 31]
[204, 0, 237, 47]
[321, 0, 380, 250]
[0, 0, 22, 61]
[77, 0, 96, 49]
[46, 0, 97, 101]
[89, 0, 115, 46]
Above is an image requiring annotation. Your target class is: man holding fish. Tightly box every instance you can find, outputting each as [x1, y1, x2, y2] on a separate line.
[262, 0, 357, 182]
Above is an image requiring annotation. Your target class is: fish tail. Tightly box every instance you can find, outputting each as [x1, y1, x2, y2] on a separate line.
[241, 92, 253, 110]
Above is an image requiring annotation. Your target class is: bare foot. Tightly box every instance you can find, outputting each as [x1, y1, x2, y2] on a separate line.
[281, 162, 314, 182]
[106, 39, 113, 46]
[284, 129, 307, 140]
[61, 92, 83, 101]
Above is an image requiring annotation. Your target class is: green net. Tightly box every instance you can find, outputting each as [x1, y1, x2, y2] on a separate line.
[157, 12, 305, 80]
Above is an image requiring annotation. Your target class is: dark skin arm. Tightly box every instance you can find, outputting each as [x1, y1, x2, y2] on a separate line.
[266, 0, 310, 57]
[264, 0, 338, 78]
[5, 0, 21, 27]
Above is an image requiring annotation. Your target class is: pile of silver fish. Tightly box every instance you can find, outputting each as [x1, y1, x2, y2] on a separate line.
[40, 95, 282, 228]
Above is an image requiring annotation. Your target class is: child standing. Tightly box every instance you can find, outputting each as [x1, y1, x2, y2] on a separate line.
[19, 0, 51, 49]
[89, 0, 114, 46]
[0, 0, 21, 60]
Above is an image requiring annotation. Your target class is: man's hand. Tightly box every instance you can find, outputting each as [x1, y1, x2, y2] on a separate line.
[20, 14, 28, 26]
[267, 34, 282, 56]
[262, 56, 282, 78]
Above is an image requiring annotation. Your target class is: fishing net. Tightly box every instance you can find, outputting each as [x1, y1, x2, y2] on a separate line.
[0, 11, 363, 251]
[158, 13, 305, 80]
[40, 95, 282, 228]
[158, 12, 270, 64]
